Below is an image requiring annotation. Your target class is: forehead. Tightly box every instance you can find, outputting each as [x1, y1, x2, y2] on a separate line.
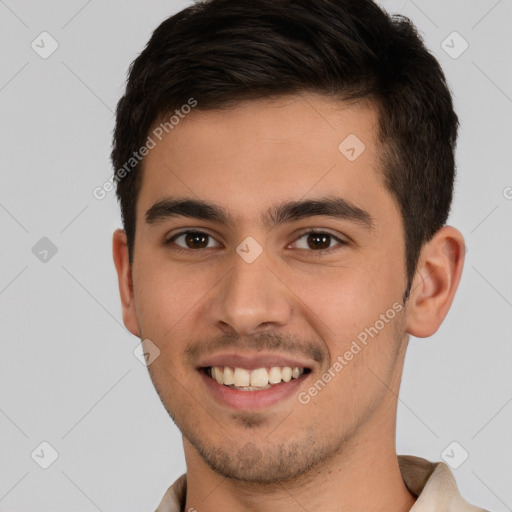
[136, 93, 396, 226]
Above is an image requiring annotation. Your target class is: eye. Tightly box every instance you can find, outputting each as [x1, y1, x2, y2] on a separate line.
[167, 230, 221, 250]
[290, 230, 347, 252]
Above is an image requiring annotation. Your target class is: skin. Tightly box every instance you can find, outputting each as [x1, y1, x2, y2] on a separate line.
[113, 93, 465, 512]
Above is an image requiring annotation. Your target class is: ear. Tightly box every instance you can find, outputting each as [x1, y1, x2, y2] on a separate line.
[405, 225, 465, 338]
[112, 229, 141, 338]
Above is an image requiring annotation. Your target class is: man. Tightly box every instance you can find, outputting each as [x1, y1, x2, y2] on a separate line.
[111, 0, 490, 510]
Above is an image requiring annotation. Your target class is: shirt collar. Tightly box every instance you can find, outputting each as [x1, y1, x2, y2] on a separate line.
[155, 455, 488, 512]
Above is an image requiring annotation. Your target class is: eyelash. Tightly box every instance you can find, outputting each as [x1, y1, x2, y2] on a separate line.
[164, 229, 348, 255]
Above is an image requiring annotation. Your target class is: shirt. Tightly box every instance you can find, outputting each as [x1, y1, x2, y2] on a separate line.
[154, 455, 490, 512]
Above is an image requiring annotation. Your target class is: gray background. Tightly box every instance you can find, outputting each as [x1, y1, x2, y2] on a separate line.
[0, 0, 511, 510]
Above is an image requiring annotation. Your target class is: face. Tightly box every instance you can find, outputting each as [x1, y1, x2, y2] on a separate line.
[125, 94, 411, 483]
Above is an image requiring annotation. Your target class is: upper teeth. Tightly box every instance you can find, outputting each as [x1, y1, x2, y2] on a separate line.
[210, 366, 305, 389]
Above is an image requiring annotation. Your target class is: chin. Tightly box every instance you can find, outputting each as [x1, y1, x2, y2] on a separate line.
[187, 431, 338, 485]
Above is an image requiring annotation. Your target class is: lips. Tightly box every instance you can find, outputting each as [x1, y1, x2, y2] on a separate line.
[197, 352, 313, 409]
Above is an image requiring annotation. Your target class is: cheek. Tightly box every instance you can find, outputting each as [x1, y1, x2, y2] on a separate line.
[289, 260, 401, 337]
[299, 302, 404, 422]
[288, 259, 405, 397]
[132, 257, 203, 338]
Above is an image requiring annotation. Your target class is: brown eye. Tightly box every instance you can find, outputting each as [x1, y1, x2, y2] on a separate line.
[306, 233, 331, 250]
[167, 231, 220, 250]
[184, 232, 209, 248]
[291, 231, 347, 252]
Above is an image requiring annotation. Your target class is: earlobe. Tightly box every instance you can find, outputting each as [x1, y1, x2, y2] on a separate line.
[405, 226, 465, 338]
[112, 229, 141, 338]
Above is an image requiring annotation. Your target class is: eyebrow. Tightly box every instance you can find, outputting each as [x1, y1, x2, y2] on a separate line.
[145, 195, 374, 230]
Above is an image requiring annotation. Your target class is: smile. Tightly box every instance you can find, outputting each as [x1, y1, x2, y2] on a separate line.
[205, 365, 310, 391]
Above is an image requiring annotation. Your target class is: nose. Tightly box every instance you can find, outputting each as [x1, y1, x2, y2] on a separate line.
[211, 249, 293, 336]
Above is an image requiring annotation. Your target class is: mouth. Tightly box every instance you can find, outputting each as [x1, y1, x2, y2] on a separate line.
[197, 353, 315, 410]
[202, 365, 312, 391]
